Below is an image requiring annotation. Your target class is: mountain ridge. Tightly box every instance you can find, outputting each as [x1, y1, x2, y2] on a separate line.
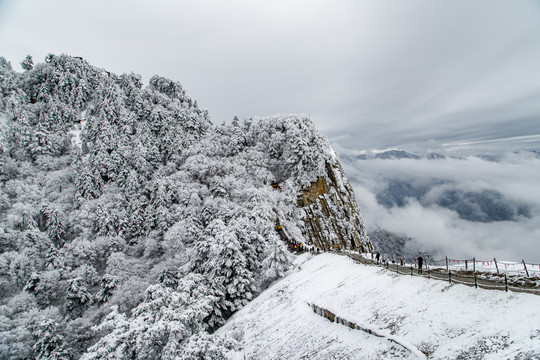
[0, 54, 371, 359]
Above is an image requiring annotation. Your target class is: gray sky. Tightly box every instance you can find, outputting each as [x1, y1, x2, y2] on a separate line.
[1, 0, 540, 152]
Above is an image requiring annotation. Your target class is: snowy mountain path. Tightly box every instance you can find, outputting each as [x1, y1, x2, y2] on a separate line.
[219, 253, 540, 359]
[275, 215, 538, 296]
[344, 252, 540, 295]
[276, 218, 539, 295]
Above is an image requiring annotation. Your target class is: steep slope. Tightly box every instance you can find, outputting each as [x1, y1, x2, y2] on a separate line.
[219, 253, 540, 359]
[0, 54, 372, 359]
[297, 160, 372, 252]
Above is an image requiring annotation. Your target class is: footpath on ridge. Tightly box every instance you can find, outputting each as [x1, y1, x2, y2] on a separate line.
[344, 252, 540, 296]
[274, 218, 540, 296]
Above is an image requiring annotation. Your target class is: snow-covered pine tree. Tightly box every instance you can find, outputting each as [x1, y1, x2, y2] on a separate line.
[96, 274, 118, 303]
[33, 318, 70, 360]
[66, 277, 94, 317]
[83, 273, 223, 359]
[41, 202, 65, 246]
[20, 55, 33, 71]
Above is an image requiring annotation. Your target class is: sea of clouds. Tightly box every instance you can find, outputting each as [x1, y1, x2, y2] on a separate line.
[340, 151, 540, 263]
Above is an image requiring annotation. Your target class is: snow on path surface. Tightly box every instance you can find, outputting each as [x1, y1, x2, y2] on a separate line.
[220, 253, 540, 359]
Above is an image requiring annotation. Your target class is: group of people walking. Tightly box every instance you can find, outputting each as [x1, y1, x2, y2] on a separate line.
[275, 218, 321, 255]
[274, 219, 427, 271]
[285, 239, 321, 254]
[374, 251, 425, 273]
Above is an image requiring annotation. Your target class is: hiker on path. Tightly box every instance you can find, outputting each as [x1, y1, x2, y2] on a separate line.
[418, 255, 424, 274]
[376, 252, 381, 264]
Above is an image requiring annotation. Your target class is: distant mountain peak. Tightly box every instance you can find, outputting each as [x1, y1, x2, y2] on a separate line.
[375, 150, 420, 160]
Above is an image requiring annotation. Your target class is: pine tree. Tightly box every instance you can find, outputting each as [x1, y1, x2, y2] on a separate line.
[261, 239, 291, 286]
[41, 202, 65, 246]
[79, 306, 130, 360]
[177, 332, 237, 360]
[66, 277, 94, 317]
[210, 179, 228, 198]
[75, 163, 103, 201]
[157, 268, 179, 289]
[21, 55, 34, 71]
[23, 272, 40, 293]
[96, 274, 118, 303]
[193, 222, 256, 328]
[33, 319, 71, 360]
[84, 274, 219, 359]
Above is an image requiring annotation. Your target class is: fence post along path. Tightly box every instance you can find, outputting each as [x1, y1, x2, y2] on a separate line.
[341, 251, 540, 295]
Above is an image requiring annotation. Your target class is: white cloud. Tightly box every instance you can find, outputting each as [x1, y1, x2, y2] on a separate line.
[342, 153, 540, 262]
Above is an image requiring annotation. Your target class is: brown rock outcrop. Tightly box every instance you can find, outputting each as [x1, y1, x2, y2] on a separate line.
[297, 160, 372, 253]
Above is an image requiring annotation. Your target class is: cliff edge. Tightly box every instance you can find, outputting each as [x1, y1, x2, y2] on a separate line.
[297, 160, 372, 253]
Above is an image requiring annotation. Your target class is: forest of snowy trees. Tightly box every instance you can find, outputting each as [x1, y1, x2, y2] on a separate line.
[0, 54, 338, 359]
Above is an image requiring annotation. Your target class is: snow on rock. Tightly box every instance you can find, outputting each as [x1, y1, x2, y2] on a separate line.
[298, 160, 372, 253]
[219, 253, 540, 359]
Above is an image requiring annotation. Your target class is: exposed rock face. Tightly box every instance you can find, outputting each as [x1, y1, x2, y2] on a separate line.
[297, 177, 329, 207]
[298, 160, 372, 253]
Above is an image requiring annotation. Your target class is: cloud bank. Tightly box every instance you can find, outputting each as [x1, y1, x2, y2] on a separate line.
[341, 152, 540, 262]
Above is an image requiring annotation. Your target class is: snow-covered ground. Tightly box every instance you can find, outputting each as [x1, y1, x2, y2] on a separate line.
[69, 111, 86, 149]
[354, 251, 540, 277]
[219, 253, 540, 359]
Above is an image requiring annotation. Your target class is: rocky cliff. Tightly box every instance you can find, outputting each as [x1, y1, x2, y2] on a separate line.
[297, 160, 372, 253]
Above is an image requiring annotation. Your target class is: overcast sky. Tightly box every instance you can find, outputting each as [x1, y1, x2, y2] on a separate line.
[1, 0, 539, 152]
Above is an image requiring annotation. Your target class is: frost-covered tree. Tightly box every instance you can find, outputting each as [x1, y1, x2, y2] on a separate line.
[32, 270, 64, 307]
[66, 277, 94, 317]
[33, 318, 71, 360]
[96, 274, 118, 303]
[41, 202, 65, 245]
[83, 273, 224, 359]
[75, 162, 104, 201]
[6, 202, 38, 231]
[261, 239, 292, 287]
[23, 272, 41, 294]
[176, 332, 238, 360]
[189, 219, 256, 328]
[20, 55, 34, 71]
[163, 216, 202, 254]
[0, 293, 64, 360]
